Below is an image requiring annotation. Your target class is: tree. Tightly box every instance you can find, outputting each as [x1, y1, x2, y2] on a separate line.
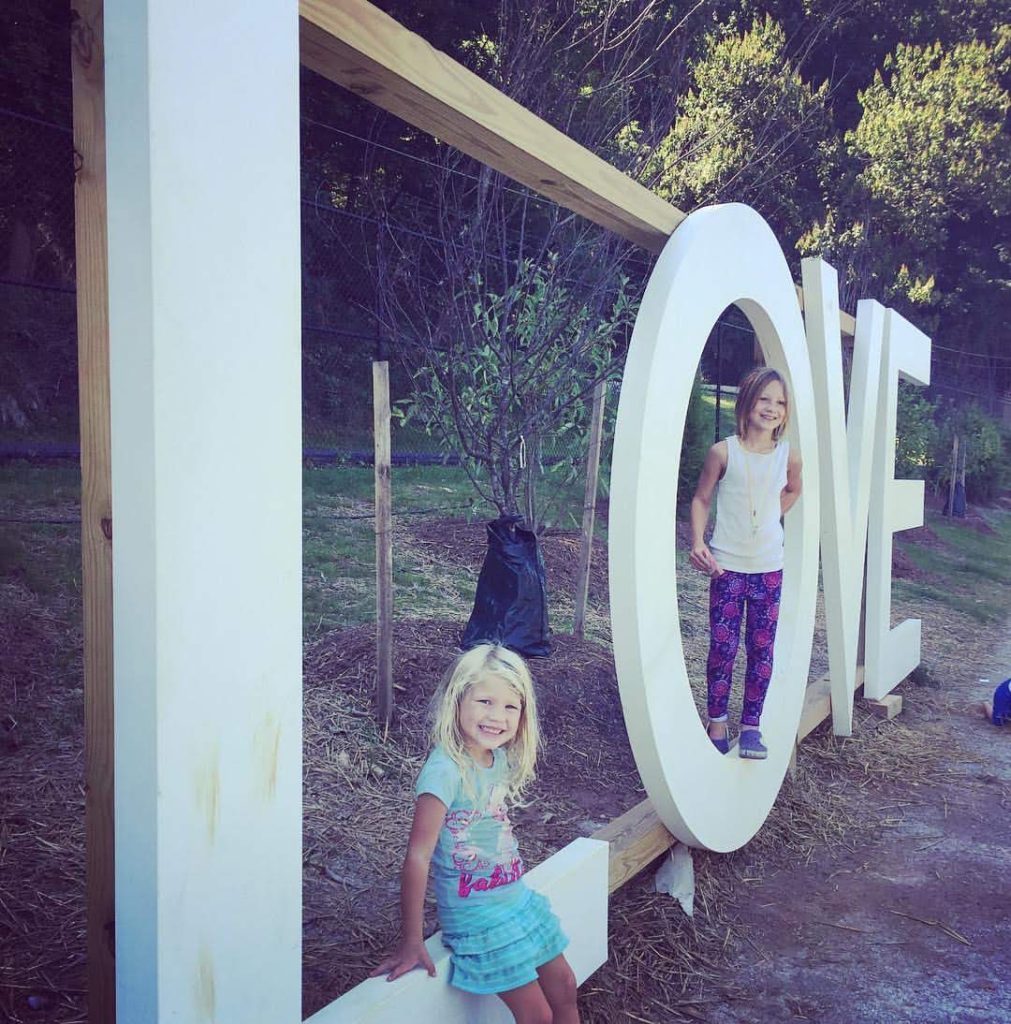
[767, 0, 1011, 128]
[389, 256, 636, 526]
[799, 30, 1011, 391]
[367, 0, 710, 530]
[645, 14, 839, 254]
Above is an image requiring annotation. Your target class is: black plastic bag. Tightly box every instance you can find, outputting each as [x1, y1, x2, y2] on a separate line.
[461, 515, 551, 657]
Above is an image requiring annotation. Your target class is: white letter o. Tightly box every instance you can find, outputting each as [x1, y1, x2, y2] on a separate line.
[609, 204, 820, 852]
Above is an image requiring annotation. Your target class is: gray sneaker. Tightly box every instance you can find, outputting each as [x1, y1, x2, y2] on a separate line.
[738, 729, 767, 760]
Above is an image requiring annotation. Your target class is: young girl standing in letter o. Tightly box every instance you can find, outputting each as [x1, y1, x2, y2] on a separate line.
[372, 644, 580, 1023]
[689, 367, 803, 759]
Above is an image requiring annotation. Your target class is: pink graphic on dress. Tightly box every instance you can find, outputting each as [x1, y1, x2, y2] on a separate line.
[446, 781, 524, 898]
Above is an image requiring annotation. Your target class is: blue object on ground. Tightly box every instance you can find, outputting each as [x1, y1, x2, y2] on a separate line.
[991, 678, 1011, 726]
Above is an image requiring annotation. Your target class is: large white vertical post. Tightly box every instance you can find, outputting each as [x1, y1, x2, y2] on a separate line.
[105, 2, 302, 1020]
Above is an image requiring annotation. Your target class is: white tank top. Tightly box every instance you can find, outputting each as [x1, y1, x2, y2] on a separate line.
[710, 435, 789, 574]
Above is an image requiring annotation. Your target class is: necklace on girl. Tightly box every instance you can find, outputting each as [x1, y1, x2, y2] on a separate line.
[742, 441, 779, 535]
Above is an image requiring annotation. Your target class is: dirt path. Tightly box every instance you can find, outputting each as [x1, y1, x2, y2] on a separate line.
[717, 623, 1011, 1024]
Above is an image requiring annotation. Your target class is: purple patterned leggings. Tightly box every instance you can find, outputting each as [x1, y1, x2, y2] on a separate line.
[706, 569, 783, 727]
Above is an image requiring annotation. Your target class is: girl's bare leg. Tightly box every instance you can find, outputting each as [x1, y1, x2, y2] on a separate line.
[536, 954, 580, 1024]
[498, 979, 553, 1024]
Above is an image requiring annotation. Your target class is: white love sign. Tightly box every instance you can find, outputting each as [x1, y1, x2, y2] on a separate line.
[610, 204, 931, 852]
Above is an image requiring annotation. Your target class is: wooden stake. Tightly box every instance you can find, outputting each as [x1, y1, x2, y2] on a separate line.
[71, 3, 116, 1019]
[373, 360, 394, 725]
[947, 434, 958, 515]
[573, 380, 606, 639]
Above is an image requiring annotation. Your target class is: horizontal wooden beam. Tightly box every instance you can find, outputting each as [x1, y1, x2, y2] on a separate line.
[298, 0, 684, 253]
[596, 665, 875, 884]
[866, 693, 902, 719]
[796, 284, 857, 338]
[592, 797, 675, 894]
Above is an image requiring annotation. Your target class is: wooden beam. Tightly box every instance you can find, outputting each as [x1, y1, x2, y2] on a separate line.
[298, 0, 684, 253]
[300, 0, 858, 334]
[595, 665, 871, 884]
[592, 798, 674, 893]
[373, 360, 394, 726]
[70, 3, 116, 1020]
[797, 674, 833, 742]
[866, 693, 902, 719]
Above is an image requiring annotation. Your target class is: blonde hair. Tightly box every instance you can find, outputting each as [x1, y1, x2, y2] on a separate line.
[430, 644, 540, 803]
[735, 366, 790, 442]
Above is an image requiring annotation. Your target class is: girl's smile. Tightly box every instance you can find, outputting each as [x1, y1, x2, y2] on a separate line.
[459, 675, 522, 765]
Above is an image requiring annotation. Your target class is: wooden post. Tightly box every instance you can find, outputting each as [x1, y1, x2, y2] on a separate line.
[959, 437, 968, 503]
[573, 380, 606, 639]
[946, 434, 958, 515]
[70, 3, 116, 1019]
[373, 360, 394, 724]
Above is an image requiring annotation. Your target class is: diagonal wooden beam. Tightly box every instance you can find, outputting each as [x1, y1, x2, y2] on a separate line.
[298, 0, 685, 253]
[299, 0, 858, 336]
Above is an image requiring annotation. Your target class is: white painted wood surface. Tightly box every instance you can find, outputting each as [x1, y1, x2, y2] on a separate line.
[801, 259, 884, 736]
[865, 309, 932, 700]
[307, 838, 609, 1024]
[104, 1, 302, 1019]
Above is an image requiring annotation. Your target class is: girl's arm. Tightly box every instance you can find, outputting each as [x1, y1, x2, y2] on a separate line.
[371, 793, 447, 982]
[781, 448, 803, 515]
[689, 441, 727, 576]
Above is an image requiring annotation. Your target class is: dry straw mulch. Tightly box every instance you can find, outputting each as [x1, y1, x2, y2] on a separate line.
[0, 512, 999, 1024]
[1, 581, 86, 1024]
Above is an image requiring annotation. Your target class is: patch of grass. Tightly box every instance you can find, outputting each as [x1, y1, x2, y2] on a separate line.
[304, 464, 486, 513]
[928, 510, 1011, 579]
[895, 507, 1011, 621]
[6, 463, 563, 636]
[0, 461, 81, 506]
[699, 392, 736, 439]
[893, 579, 996, 623]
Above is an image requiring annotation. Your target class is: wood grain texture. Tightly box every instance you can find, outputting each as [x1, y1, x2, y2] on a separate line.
[572, 380, 607, 639]
[796, 282, 857, 339]
[592, 798, 675, 893]
[298, 0, 684, 252]
[70, 1, 116, 1019]
[866, 693, 902, 719]
[373, 361, 394, 725]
